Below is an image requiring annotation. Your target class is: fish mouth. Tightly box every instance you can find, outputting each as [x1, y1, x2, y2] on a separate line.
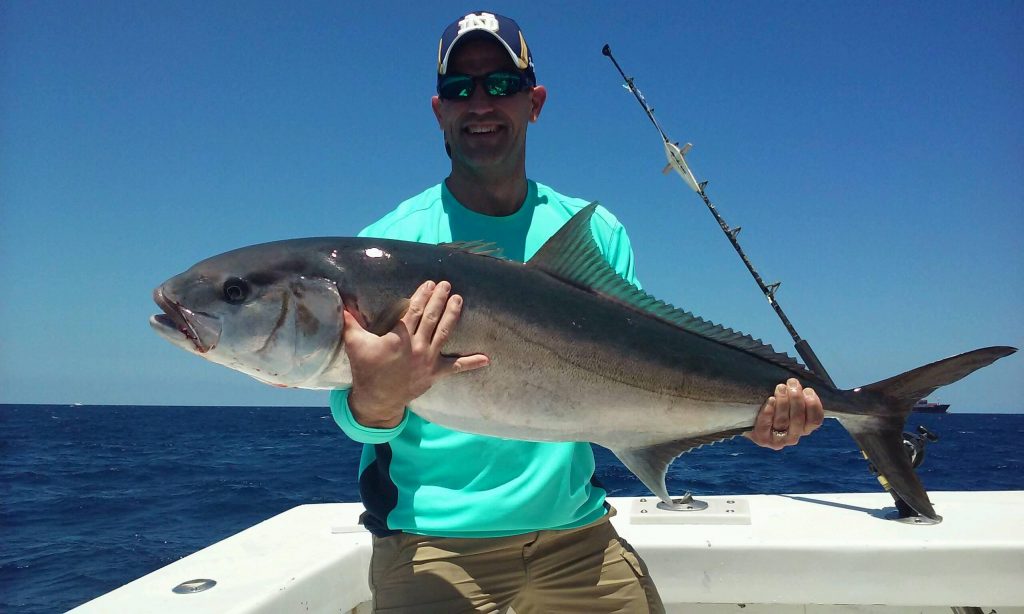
[150, 288, 220, 354]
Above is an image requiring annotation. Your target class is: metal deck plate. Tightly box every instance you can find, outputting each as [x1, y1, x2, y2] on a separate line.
[630, 496, 751, 525]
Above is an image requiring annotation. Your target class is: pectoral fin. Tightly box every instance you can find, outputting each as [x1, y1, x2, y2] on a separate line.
[367, 299, 410, 336]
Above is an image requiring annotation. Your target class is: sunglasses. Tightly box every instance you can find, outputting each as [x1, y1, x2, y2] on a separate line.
[437, 70, 531, 100]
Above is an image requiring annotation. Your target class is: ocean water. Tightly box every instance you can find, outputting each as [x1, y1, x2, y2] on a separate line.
[2, 405, 1022, 613]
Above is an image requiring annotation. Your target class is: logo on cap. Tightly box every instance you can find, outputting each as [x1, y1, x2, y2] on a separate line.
[457, 12, 500, 35]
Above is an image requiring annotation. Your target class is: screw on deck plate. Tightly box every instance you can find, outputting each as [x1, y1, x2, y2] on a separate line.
[172, 579, 217, 594]
[656, 492, 709, 512]
[886, 511, 942, 525]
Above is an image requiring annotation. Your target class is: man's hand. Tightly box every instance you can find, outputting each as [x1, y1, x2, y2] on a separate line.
[342, 280, 489, 428]
[745, 378, 824, 450]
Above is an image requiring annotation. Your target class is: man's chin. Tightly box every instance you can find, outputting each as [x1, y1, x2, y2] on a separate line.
[453, 148, 511, 169]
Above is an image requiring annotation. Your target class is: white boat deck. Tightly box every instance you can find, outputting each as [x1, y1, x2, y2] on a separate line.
[69, 491, 1024, 613]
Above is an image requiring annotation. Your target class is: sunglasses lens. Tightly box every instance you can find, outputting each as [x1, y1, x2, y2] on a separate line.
[438, 72, 526, 100]
[439, 75, 474, 100]
[485, 72, 523, 97]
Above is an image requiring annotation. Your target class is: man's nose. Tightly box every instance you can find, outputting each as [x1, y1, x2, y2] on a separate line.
[465, 83, 495, 112]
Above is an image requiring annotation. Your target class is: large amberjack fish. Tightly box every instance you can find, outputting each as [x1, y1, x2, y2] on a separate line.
[151, 203, 1015, 520]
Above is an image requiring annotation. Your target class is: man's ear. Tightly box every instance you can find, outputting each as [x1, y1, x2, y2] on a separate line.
[529, 86, 547, 122]
[431, 96, 443, 127]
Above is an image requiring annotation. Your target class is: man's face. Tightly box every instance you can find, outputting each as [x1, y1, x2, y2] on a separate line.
[432, 37, 546, 173]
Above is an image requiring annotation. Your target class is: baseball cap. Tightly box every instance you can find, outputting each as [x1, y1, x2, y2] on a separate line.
[437, 11, 536, 85]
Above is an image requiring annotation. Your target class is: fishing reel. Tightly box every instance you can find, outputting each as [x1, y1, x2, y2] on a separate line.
[867, 425, 939, 478]
[902, 425, 939, 469]
[868, 427, 937, 478]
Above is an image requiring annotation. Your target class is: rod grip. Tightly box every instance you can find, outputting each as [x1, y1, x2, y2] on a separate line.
[794, 339, 836, 388]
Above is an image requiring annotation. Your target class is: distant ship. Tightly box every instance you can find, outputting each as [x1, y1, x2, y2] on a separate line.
[912, 399, 950, 414]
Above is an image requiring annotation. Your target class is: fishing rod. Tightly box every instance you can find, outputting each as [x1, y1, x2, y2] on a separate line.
[601, 44, 836, 388]
[602, 45, 941, 522]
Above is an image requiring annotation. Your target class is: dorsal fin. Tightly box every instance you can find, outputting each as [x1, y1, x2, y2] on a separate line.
[440, 241, 505, 258]
[527, 202, 811, 374]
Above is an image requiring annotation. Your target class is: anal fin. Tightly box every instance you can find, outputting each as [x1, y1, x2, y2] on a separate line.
[611, 427, 749, 504]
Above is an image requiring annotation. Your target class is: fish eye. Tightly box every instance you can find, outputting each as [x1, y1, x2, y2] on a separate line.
[222, 278, 249, 304]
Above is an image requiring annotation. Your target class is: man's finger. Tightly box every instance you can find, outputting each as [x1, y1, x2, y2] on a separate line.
[785, 379, 806, 446]
[748, 397, 777, 448]
[803, 387, 825, 435]
[402, 280, 435, 331]
[343, 305, 409, 356]
[771, 383, 791, 437]
[431, 293, 464, 353]
[415, 281, 450, 340]
[441, 353, 490, 375]
[342, 307, 370, 343]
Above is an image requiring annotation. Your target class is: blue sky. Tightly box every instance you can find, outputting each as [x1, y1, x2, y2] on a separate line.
[2, 1, 1021, 411]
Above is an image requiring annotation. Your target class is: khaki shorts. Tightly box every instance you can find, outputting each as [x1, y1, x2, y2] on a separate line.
[368, 509, 665, 613]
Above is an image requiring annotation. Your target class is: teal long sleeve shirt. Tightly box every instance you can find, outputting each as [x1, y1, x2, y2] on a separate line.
[331, 180, 640, 537]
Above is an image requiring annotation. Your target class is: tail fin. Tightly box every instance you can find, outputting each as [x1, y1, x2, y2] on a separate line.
[836, 346, 1016, 520]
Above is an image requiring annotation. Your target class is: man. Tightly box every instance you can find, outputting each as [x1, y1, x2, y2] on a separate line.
[331, 12, 824, 613]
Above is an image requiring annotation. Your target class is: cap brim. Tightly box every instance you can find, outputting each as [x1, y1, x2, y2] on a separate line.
[439, 29, 529, 75]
